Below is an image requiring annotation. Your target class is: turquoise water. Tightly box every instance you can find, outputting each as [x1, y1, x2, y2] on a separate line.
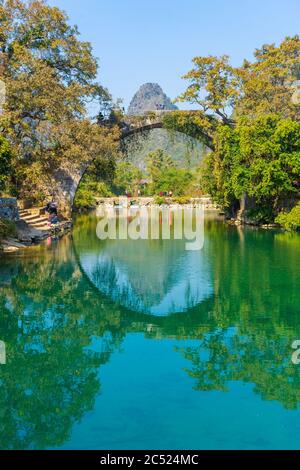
[1, 212, 300, 449]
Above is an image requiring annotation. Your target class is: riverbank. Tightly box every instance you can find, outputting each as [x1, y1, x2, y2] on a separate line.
[228, 217, 282, 230]
[0, 219, 72, 253]
[74, 196, 285, 231]
[0, 195, 290, 255]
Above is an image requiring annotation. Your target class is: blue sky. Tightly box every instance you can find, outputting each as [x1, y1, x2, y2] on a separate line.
[48, 0, 300, 110]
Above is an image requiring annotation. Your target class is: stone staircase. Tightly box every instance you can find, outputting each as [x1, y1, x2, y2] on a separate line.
[19, 208, 50, 231]
[1, 206, 72, 253]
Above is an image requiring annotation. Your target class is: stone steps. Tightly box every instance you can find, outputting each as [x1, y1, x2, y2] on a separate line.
[1, 206, 71, 253]
[19, 207, 50, 231]
[21, 215, 49, 224]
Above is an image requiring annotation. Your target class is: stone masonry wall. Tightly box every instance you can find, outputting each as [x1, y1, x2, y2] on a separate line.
[0, 198, 19, 221]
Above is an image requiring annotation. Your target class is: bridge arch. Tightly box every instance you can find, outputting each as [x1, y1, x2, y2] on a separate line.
[54, 111, 212, 217]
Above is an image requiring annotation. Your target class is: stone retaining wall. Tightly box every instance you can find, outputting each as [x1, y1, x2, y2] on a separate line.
[0, 198, 19, 221]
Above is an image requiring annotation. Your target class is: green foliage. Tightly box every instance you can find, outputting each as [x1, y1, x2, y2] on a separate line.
[122, 128, 207, 170]
[177, 36, 300, 126]
[107, 100, 125, 125]
[0, 135, 12, 194]
[177, 55, 239, 118]
[200, 115, 300, 221]
[74, 176, 113, 209]
[75, 148, 197, 206]
[0, 218, 17, 240]
[113, 161, 142, 194]
[173, 37, 300, 222]
[73, 188, 95, 209]
[246, 206, 276, 224]
[276, 203, 300, 230]
[145, 149, 194, 196]
[154, 167, 193, 196]
[74, 159, 144, 209]
[146, 149, 174, 183]
[162, 111, 216, 149]
[173, 196, 191, 204]
[237, 36, 300, 119]
[0, 0, 118, 203]
[153, 196, 167, 205]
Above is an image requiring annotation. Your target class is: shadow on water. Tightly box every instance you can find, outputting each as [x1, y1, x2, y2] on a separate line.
[0, 213, 300, 449]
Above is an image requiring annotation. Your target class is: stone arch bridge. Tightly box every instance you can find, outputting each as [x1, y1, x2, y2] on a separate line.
[52, 110, 211, 217]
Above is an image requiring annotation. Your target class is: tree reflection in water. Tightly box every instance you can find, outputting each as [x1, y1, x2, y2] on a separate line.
[0, 217, 300, 449]
[0, 237, 126, 449]
[75, 211, 213, 315]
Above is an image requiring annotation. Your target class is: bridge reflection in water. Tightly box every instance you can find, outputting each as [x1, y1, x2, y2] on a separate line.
[74, 208, 213, 315]
[1, 214, 300, 449]
[79, 238, 213, 316]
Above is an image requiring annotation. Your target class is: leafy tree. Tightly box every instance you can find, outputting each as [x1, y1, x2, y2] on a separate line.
[176, 55, 239, 125]
[200, 115, 300, 221]
[144, 149, 194, 196]
[0, 240, 128, 449]
[0, 134, 12, 193]
[176, 36, 300, 127]
[276, 202, 300, 230]
[154, 167, 193, 196]
[113, 161, 142, 195]
[0, 0, 118, 202]
[237, 36, 300, 119]
[74, 176, 113, 209]
[146, 149, 174, 185]
[176, 38, 300, 154]
[162, 110, 216, 150]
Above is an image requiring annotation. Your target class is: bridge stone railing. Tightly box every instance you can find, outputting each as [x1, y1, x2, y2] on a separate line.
[121, 110, 170, 137]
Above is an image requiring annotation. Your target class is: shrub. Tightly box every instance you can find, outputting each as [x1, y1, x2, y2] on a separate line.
[275, 203, 300, 230]
[154, 196, 167, 205]
[0, 136, 12, 194]
[173, 196, 191, 205]
[0, 218, 17, 240]
[246, 206, 275, 224]
[155, 168, 193, 196]
[74, 180, 113, 208]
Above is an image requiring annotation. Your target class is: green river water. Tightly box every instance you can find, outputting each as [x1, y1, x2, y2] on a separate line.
[1, 212, 300, 450]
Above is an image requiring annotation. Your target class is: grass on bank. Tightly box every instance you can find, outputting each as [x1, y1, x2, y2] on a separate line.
[0, 218, 17, 241]
[276, 203, 300, 231]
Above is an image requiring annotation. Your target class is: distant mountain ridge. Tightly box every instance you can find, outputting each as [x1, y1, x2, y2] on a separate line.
[128, 83, 178, 115]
